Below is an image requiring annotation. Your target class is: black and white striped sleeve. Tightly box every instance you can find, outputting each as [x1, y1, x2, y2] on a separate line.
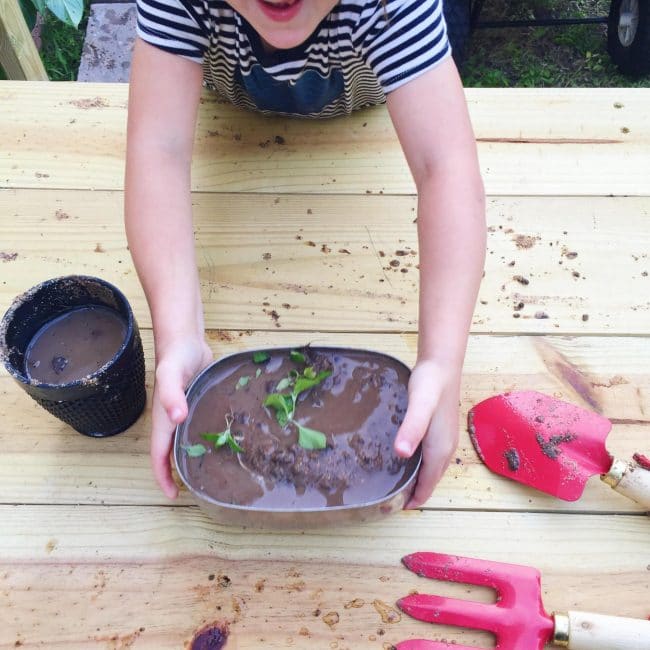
[135, 0, 209, 63]
[356, 0, 451, 94]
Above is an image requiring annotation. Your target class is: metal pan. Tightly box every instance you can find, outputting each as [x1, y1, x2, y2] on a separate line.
[173, 346, 421, 529]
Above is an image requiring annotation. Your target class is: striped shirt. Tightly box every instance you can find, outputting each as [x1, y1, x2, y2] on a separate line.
[136, 0, 451, 117]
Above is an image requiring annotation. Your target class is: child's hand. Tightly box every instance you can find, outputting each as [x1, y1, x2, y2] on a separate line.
[394, 359, 461, 508]
[150, 338, 212, 498]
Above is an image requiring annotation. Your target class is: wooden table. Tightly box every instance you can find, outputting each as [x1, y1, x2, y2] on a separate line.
[1, 82, 649, 649]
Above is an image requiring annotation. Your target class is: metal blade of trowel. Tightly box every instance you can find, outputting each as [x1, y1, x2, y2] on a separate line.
[468, 391, 613, 501]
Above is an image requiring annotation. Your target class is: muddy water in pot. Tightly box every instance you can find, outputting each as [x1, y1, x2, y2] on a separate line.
[178, 349, 411, 509]
[24, 306, 127, 384]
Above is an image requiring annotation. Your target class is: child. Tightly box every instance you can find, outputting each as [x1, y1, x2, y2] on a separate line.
[125, 0, 486, 508]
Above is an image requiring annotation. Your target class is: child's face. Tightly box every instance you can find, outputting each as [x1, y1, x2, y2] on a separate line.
[226, 1, 339, 50]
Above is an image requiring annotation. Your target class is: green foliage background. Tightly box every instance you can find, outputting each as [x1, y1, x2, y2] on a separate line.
[3, 0, 650, 85]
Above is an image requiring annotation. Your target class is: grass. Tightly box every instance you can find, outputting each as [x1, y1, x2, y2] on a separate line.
[38, 2, 90, 81]
[2, 0, 649, 86]
[460, 0, 650, 86]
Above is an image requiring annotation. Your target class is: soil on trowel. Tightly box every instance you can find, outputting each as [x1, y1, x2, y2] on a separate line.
[535, 432, 577, 460]
[178, 348, 412, 509]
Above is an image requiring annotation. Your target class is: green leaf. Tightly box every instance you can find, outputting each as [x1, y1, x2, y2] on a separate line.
[45, 0, 83, 27]
[216, 431, 231, 446]
[253, 351, 270, 363]
[296, 424, 327, 450]
[290, 350, 306, 364]
[183, 443, 207, 457]
[236, 376, 250, 390]
[201, 430, 244, 454]
[264, 393, 293, 426]
[275, 377, 292, 392]
[293, 370, 331, 398]
[31, 0, 47, 14]
[226, 435, 244, 454]
[201, 432, 225, 442]
[303, 366, 316, 379]
[255, 368, 262, 378]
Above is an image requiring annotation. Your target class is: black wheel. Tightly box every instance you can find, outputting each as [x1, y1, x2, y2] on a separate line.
[443, 0, 472, 68]
[607, 0, 650, 76]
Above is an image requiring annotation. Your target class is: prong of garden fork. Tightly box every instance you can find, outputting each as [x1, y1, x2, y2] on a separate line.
[398, 552, 555, 650]
[397, 593, 509, 633]
[396, 640, 480, 650]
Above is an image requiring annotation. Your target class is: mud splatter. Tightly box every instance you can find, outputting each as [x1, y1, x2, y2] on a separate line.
[513, 275, 529, 285]
[372, 600, 401, 624]
[0, 252, 18, 262]
[322, 611, 339, 628]
[344, 599, 365, 609]
[191, 623, 229, 650]
[69, 97, 109, 109]
[535, 432, 576, 460]
[504, 448, 520, 471]
[514, 234, 540, 249]
[633, 453, 650, 471]
[467, 410, 485, 461]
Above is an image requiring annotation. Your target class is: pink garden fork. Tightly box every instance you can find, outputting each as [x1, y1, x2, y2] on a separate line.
[396, 552, 650, 650]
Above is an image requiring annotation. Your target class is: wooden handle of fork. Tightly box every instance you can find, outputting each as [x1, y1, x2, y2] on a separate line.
[553, 611, 650, 649]
[601, 458, 650, 509]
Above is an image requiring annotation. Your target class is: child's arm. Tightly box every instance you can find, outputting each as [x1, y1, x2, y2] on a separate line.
[125, 38, 212, 498]
[386, 57, 487, 508]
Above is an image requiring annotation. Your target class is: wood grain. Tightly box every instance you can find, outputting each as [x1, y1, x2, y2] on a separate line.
[1, 507, 648, 649]
[1, 83, 649, 195]
[1, 84, 649, 649]
[0, 0, 48, 81]
[1, 190, 649, 334]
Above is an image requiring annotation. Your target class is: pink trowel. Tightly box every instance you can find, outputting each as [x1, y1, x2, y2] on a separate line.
[396, 552, 650, 650]
[467, 391, 650, 508]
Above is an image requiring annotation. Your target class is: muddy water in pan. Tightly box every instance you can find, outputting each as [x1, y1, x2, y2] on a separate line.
[178, 348, 412, 509]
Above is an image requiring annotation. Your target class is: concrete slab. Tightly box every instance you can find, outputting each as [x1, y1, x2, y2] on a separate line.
[78, 3, 136, 82]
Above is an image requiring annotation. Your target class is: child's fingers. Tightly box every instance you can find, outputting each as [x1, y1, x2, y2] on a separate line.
[394, 383, 440, 457]
[406, 435, 455, 508]
[150, 395, 179, 499]
[150, 360, 189, 499]
[155, 358, 189, 423]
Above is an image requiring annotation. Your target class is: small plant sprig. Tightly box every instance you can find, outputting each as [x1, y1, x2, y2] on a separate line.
[201, 413, 245, 453]
[183, 413, 244, 457]
[263, 351, 331, 450]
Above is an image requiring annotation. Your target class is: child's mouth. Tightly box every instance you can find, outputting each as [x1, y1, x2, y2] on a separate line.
[257, 0, 303, 22]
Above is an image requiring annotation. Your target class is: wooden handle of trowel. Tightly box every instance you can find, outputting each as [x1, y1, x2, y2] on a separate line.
[601, 458, 650, 509]
[553, 611, 650, 649]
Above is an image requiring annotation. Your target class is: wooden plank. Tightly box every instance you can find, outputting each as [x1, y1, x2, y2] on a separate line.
[1, 330, 648, 512]
[1, 507, 648, 648]
[0, 0, 48, 80]
[1, 83, 650, 195]
[1, 190, 649, 335]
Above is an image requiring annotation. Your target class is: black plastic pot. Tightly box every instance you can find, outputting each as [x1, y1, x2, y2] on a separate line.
[0, 276, 146, 437]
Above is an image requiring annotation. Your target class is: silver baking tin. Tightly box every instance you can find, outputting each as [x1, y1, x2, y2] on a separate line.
[174, 346, 421, 529]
